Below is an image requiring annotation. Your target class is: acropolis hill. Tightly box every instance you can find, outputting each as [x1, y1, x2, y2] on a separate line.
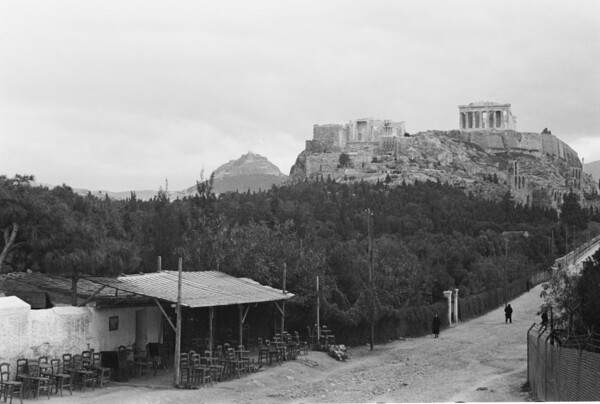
[290, 102, 599, 210]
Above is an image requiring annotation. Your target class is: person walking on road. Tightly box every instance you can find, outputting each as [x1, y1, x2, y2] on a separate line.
[432, 313, 441, 338]
[504, 304, 513, 323]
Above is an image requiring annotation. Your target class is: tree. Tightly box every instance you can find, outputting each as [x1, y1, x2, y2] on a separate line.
[577, 249, 600, 333]
[0, 175, 37, 272]
[561, 192, 587, 230]
[540, 264, 581, 334]
[339, 153, 351, 168]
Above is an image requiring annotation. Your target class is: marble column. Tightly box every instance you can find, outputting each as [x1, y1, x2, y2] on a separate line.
[453, 288, 459, 323]
[443, 290, 453, 325]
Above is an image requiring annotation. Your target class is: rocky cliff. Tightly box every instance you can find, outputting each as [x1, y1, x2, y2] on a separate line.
[290, 129, 599, 210]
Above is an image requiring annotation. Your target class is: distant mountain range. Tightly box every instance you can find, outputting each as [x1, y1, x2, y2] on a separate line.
[584, 160, 600, 181]
[67, 152, 287, 200]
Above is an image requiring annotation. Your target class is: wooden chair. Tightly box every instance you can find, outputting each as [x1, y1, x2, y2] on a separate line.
[294, 331, 309, 355]
[266, 341, 281, 366]
[202, 353, 225, 383]
[190, 353, 211, 388]
[178, 353, 191, 387]
[23, 362, 51, 399]
[71, 355, 95, 392]
[257, 338, 268, 364]
[91, 352, 111, 388]
[14, 359, 27, 383]
[61, 354, 73, 374]
[225, 348, 244, 379]
[236, 347, 255, 374]
[0, 363, 23, 404]
[50, 358, 72, 397]
[132, 344, 156, 378]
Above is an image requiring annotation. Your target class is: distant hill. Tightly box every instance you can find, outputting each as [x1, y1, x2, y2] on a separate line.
[210, 152, 287, 194]
[45, 152, 287, 200]
[584, 160, 600, 181]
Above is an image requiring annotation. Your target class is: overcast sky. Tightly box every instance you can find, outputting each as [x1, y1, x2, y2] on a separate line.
[1, 0, 599, 191]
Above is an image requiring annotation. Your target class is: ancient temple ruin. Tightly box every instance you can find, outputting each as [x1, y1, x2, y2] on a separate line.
[459, 101, 517, 131]
[307, 118, 405, 153]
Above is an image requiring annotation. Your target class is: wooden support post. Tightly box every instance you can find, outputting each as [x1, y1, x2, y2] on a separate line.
[281, 263, 286, 335]
[367, 208, 374, 351]
[154, 298, 176, 332]
[238, 304, 243, 348]
[209, 307, 214, 352]
[316, 276, 320, 341]
[173, 257, 182, 388]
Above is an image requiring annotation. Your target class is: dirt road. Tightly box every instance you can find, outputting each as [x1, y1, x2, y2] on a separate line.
[55, 284, 544, 403]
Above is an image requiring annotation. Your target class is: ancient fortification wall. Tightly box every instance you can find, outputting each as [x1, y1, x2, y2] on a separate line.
[456, 131, 580, 168]
[305, 153, 340, 178]
[306, 124, 344, 153]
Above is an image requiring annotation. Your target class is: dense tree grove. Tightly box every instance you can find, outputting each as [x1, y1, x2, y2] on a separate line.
[541, 247, 600, 335]
[2, 174, 599, 335]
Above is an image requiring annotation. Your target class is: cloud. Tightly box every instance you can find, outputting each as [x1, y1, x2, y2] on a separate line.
[0, 0, 598, 190]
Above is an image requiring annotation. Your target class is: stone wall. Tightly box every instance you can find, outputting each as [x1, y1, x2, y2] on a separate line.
[0, 296, 161, 370]
[462, 131, 506, 151]
[0, 297, 30, 365]
[514, 132, 544, 154]
[308, 124, 345, 153]
[305, 152, 341, 178]
[457, 131, 581, 168]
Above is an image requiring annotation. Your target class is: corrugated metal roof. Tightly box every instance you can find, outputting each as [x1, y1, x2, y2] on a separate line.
[0, 272, 147, 306]
[88, 271, 293, 308]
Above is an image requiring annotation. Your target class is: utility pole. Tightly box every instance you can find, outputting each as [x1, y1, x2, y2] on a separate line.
[281, 263, 286, 335]
[367, 208, 375, 351]
[501, 231, 529, 305]
[174, 257, 182, 388]
[316, 276, 320, 343]
[504, 237, 508, 306]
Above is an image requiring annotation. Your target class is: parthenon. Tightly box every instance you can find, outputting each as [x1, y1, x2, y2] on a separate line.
[459, 101, 517, 131]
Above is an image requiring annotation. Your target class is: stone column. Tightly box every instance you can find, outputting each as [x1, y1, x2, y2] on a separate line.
[453, 288, 459, 323]
[443, 290, 453, 325]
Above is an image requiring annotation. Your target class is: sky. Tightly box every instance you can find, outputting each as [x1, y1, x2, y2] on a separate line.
[1, 0, 599, 192]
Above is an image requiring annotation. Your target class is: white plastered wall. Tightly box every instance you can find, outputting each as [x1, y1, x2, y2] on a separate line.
[0, 296, 162, 369]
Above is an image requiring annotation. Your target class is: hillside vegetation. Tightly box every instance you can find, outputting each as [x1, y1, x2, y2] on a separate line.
[1, 174, 598, 341]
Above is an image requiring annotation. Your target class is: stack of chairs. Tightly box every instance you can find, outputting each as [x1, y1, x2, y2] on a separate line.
[178, 353, 191, 387]
[189, 352, 211, 388]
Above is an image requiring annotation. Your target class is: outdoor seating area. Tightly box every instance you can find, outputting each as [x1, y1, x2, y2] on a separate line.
[176, 330, 310, 389]
[0, 345, 170, 402]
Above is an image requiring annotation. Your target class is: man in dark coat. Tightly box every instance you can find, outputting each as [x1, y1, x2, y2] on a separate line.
[432, 313, 441, 338]
[504, 304, 513, 323]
